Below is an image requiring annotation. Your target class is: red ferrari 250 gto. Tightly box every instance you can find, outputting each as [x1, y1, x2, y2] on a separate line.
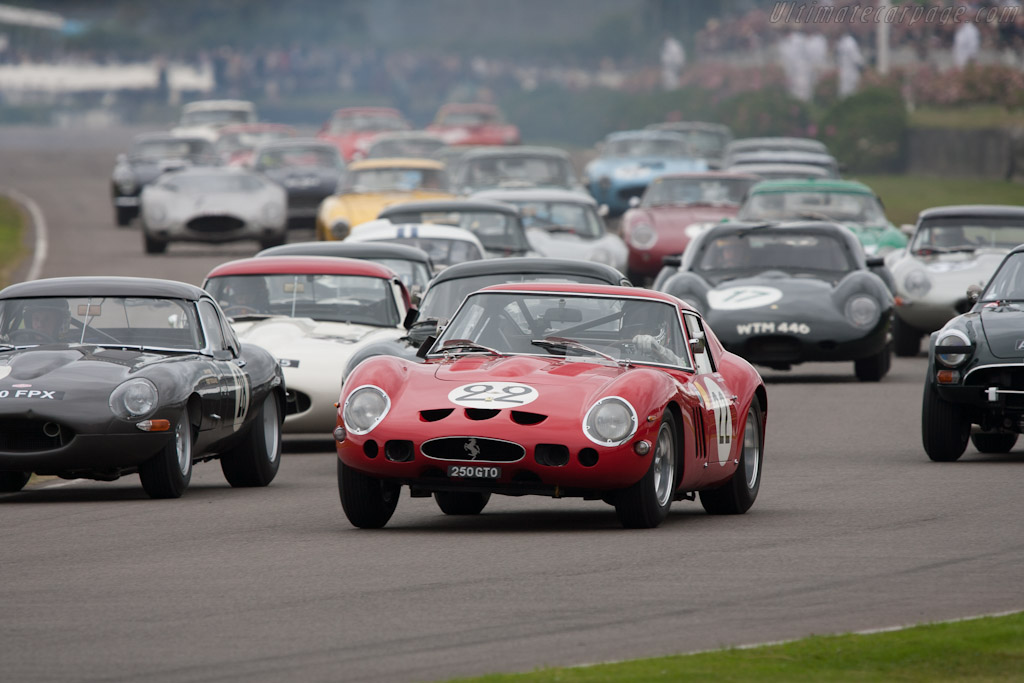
[334, 283, 766, 529]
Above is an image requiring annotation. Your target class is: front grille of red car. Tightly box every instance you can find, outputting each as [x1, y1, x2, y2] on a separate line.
[421, 437, 525, 462]
[187, 215, 245, 233]
[0, 419, 73, 452]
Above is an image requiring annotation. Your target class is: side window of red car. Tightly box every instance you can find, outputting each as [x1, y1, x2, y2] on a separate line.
[683, 313, 715, 375]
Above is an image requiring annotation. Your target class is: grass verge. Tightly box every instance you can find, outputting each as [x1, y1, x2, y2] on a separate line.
[852, 174, 1024, 226]
[0, 195, 26, 287]
[909, 106, 1024, 130]
[449, 611, 1024, 682]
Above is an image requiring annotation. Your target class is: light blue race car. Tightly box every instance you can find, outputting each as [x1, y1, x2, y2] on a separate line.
[583, 130, 708, 216]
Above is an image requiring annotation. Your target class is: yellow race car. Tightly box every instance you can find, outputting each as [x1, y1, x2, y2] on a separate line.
[316, 158, 454, 241]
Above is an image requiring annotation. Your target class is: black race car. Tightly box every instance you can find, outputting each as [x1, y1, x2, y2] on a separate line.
[659, 221, 893, 381]
[111, 133, 219, 227]
[340, 257, 632, 376]
[377, 198, 534, 258]
[922, 245, 1024, 461]
[0, 277, 285, 498]
[251, 139, 346, 230]
[256, 241, 434, 297]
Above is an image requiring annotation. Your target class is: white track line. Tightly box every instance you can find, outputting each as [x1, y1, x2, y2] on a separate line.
[2, 187, 48, 281]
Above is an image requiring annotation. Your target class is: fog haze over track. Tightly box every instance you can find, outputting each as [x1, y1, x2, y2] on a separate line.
[1, 127, 1022, 682]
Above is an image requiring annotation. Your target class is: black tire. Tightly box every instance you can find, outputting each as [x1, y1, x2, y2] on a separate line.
[143, 231, 167, 255]
[435, 491, 490, 515]
[138, 410, 193, 498]
[971, 432, 1018, 454]
[0, 471, 31, 493]
[615, 410, 678, 529]
[700, 398, 764, 515]
[893, 316, 922, 357]
[337, 459, 400, 529]
[116, 206, 133, 227]
[220, 393, 282, 487]
[855, 343, 891, 382]
[921, 382, 970, 461]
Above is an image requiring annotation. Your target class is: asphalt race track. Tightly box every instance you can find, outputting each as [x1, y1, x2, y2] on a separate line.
[1, 127, 1022, 683]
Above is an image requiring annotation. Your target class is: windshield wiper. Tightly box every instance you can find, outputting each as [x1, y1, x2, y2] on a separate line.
[531, 336, 616, 362]
[439, 339, 504, 356]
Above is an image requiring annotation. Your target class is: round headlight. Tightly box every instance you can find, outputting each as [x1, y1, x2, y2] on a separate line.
[936, 329, 971, 367]
[628, 223, 657, 250]
[583, 396, 638, 446]
[343, 385, 390, 434]
[145, 204, 168, 228]
[589, 247, 613, 265]
[329, 220, 351, 240]
[109, 378, 158, 420]
[903, 270, 932, 299]
[845, 295, 880, 328]
[263, 202, 283, 224]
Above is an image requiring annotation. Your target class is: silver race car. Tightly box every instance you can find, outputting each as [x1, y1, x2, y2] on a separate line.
[886, 205, 1024, 356]
[139, 166, 287, 254]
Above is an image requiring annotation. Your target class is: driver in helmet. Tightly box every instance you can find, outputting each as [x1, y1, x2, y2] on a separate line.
[24, 299, 70, 342]
[620, 301, 685, 366]
[222, 279, 270, 316]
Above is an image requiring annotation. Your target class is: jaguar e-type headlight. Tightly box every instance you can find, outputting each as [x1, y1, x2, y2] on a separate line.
[936, 329, 971, 367]
[262, 202, 283, 224]
[145, 203, 168, 228]
[628, 223, 657, 250]
[903, 270, 932, 299]
[343, 385, 390, 435]
[589, 247, 613, 265]
[109, 378, 158, 420]
[583, 396, 638, 446]
[845, 295, 880, 328]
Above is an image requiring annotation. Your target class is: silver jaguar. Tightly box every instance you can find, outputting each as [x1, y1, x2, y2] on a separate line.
[885, 205, 1024, 356]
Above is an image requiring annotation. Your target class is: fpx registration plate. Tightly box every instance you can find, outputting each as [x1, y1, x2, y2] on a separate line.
[447, 465, 501, 479]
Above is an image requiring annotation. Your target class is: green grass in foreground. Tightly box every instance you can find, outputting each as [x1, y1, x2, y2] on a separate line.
[852, 174, 1024, 226]
[909, 105, 1024, 130]
[0, 196, 25, 286]
[449, 611, 1024, 682]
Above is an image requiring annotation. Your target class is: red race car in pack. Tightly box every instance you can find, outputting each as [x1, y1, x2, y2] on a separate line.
[427, 103, 520, 146]
[334, 282, 766, 529]
[317, 107, 411, 161]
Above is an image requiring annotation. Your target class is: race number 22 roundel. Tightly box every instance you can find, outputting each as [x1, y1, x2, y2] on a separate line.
[448, 382, 539, 408]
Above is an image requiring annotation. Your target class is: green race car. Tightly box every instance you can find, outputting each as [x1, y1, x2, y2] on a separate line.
[737, 178, 907, 257]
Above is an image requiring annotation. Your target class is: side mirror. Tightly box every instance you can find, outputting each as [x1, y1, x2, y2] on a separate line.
[403, 307, 420, 330]
[212, 349, 233, 361]
[967, 283, 983, 304]
[627, 197, 640, 209]
[688, 331, 706, 355]
[415, 335, 436, 359]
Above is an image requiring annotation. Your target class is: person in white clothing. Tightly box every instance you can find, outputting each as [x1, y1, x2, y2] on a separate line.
[837, 31, 865, 97]
[660, 34, 686, 90]
[952, 18, 981, 68]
